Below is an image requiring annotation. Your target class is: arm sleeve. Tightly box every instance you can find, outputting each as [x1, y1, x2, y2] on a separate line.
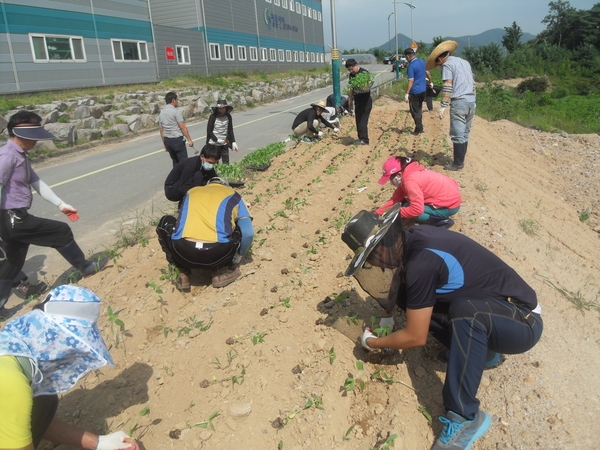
[237, 217, 254, 256]
[319, 116, 334, 129]
[375, 187, 406, 215]
[227, 114, 236, 145]
[31, 180, 63, 207]
[206, 115, 217, 143]
[400, 180, 425, 218]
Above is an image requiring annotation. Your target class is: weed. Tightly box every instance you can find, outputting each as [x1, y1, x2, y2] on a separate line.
[518, 219, 539, 237]
[329, 347, 336, 364]
[114, 219, 150, 248]
[184, 400, 195, 412]
[252, 332, 266, 345]
[106, 306, 125, 348]
[372, 433, 398, 450]
[475, 181, 488, 192]
[312, 176, 322, 183]
[212, 349, 238, 370]
[343, 425, 356, 441]
[193, 411, 220, 431]
[155, 325, 173, 338]
[317, 234, 326, 244]
[543, 278, 600, 314]
[418, 406, 433, 424]
[325, 164, 339, 175]
[579, 209, 590, 222]
[344, 311, 359, 326]
[274, 210, 288, 218]
[177, 315, 213, 337]
[146, 280, 164, 294]
[371, 369, 416, 391]
[333, 291, 350, 304]
[159, 265, 180, 283]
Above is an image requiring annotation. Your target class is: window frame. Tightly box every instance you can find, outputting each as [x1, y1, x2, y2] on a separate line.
[224, 44, 235, 61]
[249, 46, 259, 61]
[274, 0, 280, 5]
[209, 43, 221, 60]
[269, 48, 277, 61]
[296, 2, 301, 13]
[285, 50, 292, 62]
[300, 52, 305, 62]
[261, 47, 269, 61]
[237, 45, 247, 61]
[302, 5, 307, 15]
[29, 33, 87, 63]
[293, 50, 298, 62]
[176, 45, 191, 65]
[111, 39, 149, 62]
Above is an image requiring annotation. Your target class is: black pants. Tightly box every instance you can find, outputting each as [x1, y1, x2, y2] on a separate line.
[217, 145, 230, 165]
[156, 215, 238, 273]
[32, 394, 59, 448]
[408, 91, 426, 132]
[354, 93, 372, 143]
[0, 209, 73, 282]
[163, 136, 188, 167]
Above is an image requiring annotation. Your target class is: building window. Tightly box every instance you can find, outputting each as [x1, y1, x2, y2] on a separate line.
[250, 46, 258, 61]
[111, 39, 148, 62]
[224, 44, 235, 61]
[269, 48, 277, 61]
[29, 34, 87, 62]
[282, 0, 288, 8]
[237, 45, 247, 61]
[261, 47, 268, 61]
[274, 0, 280, 5]
[176, 45, 190, 65]
[278, 49, 284, 61]
[318, 11, 322, 21]
[300, 52, 304, 62]
[308, 8, 312, 18]
[293, 50, 298, 62]
[302, 5, 307, 15]
[285, 50, 292, 62]
[265, 0, 271, 3]
[296, 2, 301, 13]
[311, 53, 315, 62]
[209, 43, 220, 60]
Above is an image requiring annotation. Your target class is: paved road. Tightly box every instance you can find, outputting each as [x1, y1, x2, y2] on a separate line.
[23, 64, 397, 280]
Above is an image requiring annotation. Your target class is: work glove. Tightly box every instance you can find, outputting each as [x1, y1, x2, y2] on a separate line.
[438, 107, 446, 120]
[333, 127, 340, 134]
[232, 142, 239, 152]
[58, 202, 79, 222]
[317, 131, 323, 138]
[361, 328, 377, 351]
[404, 94, 409, 102]
[96, 431, 136, 450]
[216, 138, 226, 145]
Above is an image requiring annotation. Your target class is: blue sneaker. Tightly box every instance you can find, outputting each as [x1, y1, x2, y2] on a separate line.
[431, 410, 491, 449]
[437, 349, 502, 369]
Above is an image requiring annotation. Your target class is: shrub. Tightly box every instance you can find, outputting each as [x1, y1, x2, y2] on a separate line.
[515, 77, 549, 95]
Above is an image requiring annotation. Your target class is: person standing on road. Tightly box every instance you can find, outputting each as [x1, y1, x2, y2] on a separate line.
[156, 177, 254, 292]
[342, 205, 543, 450]
[345, 59, 372, 145]
[0, 111, 108, 315]
[404, 48, 427, 135]
[427, 41, 476, 171]
[206, 99, 238, 165]
[158, 91, 194, 167]
[291, 101, 339, 143]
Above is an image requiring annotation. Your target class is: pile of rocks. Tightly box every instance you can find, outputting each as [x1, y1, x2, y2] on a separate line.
[0, 73, 333, 154]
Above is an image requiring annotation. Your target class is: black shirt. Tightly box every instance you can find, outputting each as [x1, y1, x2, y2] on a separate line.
[291, 108, 334, 133]
[164, 156, 217, 202]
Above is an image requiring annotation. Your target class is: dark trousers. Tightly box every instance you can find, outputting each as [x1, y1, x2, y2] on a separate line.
[408, 91, 426, 132]
[164, 136, 188, 167]
[218, 145, 230, 165]
[0, 209, 73, 282]
[32, 394, 59, 448]
[425, 89, 434, 111]
[354, 94, 372, 143]
[429, 296, 543, 420]
[156, 215, 237, 273]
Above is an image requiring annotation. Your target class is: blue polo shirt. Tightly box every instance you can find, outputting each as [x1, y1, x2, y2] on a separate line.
[407, 58, 427, 95]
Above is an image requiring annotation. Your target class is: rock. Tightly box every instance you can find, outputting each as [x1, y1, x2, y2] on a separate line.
[45, 123, 77, 146]
[73, 105, 91, 120]
[228, 402, 252, 418]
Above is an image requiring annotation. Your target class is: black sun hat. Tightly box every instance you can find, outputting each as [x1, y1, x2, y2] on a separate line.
[12, 124, 56, 141]
[212, 99, 233, 114]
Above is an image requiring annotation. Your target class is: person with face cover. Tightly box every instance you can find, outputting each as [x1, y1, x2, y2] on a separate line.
[375, 156, 461, 229]
[206, 99, 238, 165]
[342, 205, 543, 450]
[0, 285, 139, 450]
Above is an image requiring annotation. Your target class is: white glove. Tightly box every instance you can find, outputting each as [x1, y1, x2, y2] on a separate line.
[333, 127, 339, 134]
[58, 202, 76, 214]
[317, 131, 323, 138]
[361, 328, 377, 351]
[438, 107, 446, 119]
[379, 316, 394, 331]
[232, 253, 242, 265]
[232, 142, 239, 152]
[404, 94, 409, 102]
[96, 431, 135, 450]
[216, 138, 226, 144]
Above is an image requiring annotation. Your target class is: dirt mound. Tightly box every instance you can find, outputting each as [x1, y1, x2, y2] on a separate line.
[49, 97, 600, 449]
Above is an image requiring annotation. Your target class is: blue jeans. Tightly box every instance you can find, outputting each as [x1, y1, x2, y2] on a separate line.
[449, 99, 476, 144]
[429, 296, 543, 420]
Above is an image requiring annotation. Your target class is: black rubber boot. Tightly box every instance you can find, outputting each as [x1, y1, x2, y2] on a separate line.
[0, 279, 13, 311]
[56, 240, 108, 277]
[445, 142, 467, 171]
[422, 216, 455, 229]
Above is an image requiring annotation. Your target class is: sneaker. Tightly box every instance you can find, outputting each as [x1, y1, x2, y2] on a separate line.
[437, 349, 502, 369]
[444, 163, 464, 171]
[354, 139, 369, 145]
[432, 410, 491, 449]
[16, 280, 48, 297]
[301, 136, 313, 143]
[175, 273, 190, 292]
[211, 266, 241, 288]
[81, 257, 109, 278]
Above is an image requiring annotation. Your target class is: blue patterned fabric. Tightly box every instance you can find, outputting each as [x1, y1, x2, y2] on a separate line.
[0, 285, 113, 396]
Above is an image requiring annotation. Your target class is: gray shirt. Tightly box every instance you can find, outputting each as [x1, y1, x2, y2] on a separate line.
[158, 104, 185, 138]
[441, 56, 476, 102]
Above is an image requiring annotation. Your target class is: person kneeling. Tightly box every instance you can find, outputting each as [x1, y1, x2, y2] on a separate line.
[156, 178, 254, 291]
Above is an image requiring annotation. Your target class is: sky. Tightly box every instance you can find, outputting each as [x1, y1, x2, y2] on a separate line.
[321, 0, 597, 50]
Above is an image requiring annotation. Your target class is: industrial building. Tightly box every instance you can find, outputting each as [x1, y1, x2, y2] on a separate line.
[0, 0, 325, 94]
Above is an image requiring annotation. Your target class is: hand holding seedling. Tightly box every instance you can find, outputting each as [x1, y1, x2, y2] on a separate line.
[59, 202, 79, 222]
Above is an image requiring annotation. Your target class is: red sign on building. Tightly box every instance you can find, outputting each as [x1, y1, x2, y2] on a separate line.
[165, 46, 175, 62]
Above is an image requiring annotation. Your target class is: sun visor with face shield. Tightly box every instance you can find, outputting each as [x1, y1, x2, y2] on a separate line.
[352, 263, 396, 312]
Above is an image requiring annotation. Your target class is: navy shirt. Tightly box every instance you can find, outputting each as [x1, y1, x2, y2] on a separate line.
[400, 226, 538, 311]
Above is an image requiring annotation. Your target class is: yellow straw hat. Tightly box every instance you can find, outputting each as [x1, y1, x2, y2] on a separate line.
[426, 40, 458, 70]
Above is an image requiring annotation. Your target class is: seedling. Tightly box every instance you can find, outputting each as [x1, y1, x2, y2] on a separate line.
[159, 265, 180, 283]
[418, 406, 433, 424]
[184, 400, 195, 412]
[280, 297, 291, 308]
[306, 246, 317, 255]
[177, 315, 213, 336]
[107, 306, 125, 348]
[333, 291, 350, 304]
[329, 347, 336, 365]
[193, 411, 220, 431]
[372, 433, 398, 450]
[146, 280, 163, 294]
[344, 311, 359, 325]
[371, 369, 416, 391]
[343, 425, 355, 441]
[212, 349, 238, 370]
[519, 219, 539, 237]
[252, 332, 266, 345]
[579, 209, 590, 222]
[343, 361, 366, 392]
[274, 210, 288, 218]
[231, 364, 246, 387]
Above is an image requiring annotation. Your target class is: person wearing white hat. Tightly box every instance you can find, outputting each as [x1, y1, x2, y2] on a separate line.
[0, 111, 108, 315]
[427, 41, 476, 171]
[342, 205, 543, 450]
[291, 101, 339, 143]
[0, 285, 139, 449]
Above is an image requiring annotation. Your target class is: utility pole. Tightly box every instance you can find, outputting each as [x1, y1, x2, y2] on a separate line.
[387, 12, 394, 54]
[330, 0, 341, 109]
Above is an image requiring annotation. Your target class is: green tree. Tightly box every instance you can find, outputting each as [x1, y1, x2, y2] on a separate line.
[502, 22, 523, 53]
[431, 36, 445, 51]
[539, 0, 577, 48]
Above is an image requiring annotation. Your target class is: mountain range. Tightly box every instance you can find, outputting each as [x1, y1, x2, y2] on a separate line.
[345, 28, 537, 54]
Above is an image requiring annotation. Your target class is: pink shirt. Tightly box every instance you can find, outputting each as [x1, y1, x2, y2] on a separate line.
[0, 140, 40, 209]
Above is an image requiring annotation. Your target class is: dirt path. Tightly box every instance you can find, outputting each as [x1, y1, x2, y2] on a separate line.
[38, 96, 600, 449]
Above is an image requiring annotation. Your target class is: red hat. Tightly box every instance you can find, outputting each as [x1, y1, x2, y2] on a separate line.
[378, 157, 401, 184]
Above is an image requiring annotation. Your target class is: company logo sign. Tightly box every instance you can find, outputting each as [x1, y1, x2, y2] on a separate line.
[264, 8, 298, 32]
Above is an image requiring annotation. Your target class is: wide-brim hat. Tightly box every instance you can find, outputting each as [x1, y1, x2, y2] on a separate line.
[310, 100, 327, 111]
[426, 40, 458, 70]
[212, 99, 233, 113]
[342, 203, 402, 276]
[12, 124, 56, 141]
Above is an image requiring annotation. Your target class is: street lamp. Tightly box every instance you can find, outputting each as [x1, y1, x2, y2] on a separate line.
[387, 12, 394, 54]
[397, 1, 416, 43]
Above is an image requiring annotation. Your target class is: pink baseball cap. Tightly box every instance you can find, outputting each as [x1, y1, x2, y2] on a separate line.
[378, 157, 402, 184]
